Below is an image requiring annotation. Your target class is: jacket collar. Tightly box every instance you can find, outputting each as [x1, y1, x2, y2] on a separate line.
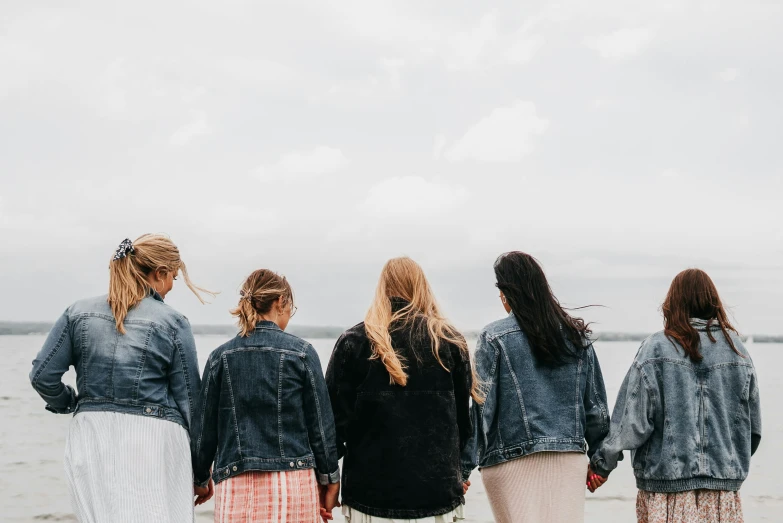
[148, 289, 164, 302]
[255, 320, 282, 331]
[689, 317, 721, 331]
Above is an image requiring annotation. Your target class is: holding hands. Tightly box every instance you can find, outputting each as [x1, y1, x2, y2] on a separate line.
[586, 465, 607, 493]
[319, 482, 341, 522]
[193, 478, 215, 506]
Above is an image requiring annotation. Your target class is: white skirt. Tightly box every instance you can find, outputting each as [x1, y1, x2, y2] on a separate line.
[342, 504, 464, 523]
[64, 411, 194, 523]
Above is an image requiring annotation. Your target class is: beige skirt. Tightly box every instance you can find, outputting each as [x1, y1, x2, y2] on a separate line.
[480, 451, 587, 523]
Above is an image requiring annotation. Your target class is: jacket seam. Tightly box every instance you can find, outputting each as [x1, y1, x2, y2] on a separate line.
[303, 355, 331, 472]
[497, 339, 531, 440]
[31, 315, 70, 386]
[222, 354, 244, 458]
[278, 353, 285, 458]
[194, 368, 211, 463]
[173, 327, 195, 420]
[132, 325, 152, 402]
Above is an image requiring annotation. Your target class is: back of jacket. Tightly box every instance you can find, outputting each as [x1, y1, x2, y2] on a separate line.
[462, 314, 609, 477]
[29, 293, 200, 429]
[190, 321, 340, 488]
[591, 319, 761, 492]
[325, 316, 473, 519]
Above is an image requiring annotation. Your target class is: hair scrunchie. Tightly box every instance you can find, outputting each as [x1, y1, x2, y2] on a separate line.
[112, 238, 135, 261]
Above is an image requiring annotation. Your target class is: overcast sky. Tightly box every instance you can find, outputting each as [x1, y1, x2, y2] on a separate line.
[1, 1, 781, 334]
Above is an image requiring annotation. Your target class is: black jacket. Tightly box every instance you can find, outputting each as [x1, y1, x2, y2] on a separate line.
[325, 306, 473, 519]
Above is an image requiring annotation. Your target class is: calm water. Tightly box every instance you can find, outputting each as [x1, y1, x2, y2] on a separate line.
[1, 335, 780, 522]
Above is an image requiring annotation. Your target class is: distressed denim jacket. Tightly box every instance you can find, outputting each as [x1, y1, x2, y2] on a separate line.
[591, 319, 762, 492]
[190, 321, 340, 487]
[29, 293, 200, 429]
[461, 314, 609, 480]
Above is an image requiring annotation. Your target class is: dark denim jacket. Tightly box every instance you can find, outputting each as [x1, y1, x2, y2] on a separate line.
[190, 321, 340, 487]
[461, 314, 609, 480]
[29, 293, 200, 429]
[591, 319, 762, 492]
[325, 313, 472, 519]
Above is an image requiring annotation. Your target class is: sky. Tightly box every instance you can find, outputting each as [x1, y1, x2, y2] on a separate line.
[1, 1, 781, 334]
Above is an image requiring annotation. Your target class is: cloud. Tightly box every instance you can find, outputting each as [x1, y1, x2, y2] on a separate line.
[585, 27, 655, 59]
[360, 177, 468, 218]
[446, 10, 498, 70]
[380, 58, 405, 89]
[169, 112, 212, 146]
[258, 146, 349, 180]
[660, 168, 680, 178]
[432, 134, 447, 160]
[444, 101, 549, 163]
[719, 68, 739, 82]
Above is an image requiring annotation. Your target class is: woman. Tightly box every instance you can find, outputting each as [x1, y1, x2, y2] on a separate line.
[589, 269, 762, 523]
[325, 257, 479, 522]
[461, 251, 609, 523]
[190, 269, 341, 523]
[29, 234, 214, 522]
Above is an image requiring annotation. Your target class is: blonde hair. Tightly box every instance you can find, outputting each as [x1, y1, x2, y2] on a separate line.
[365, 257, 482, 402]
[231, 269, 294, 337]
[108, 234, 214, 333]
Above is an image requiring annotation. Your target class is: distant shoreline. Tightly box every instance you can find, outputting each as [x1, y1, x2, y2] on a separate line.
[1, 321, 780, 343]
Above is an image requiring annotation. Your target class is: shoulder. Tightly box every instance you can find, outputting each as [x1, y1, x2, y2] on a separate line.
[338, 322, 368, 345]
[634, 331, 681, 363]
[481, 315, 521, 341]
[66, 295, 112, 318]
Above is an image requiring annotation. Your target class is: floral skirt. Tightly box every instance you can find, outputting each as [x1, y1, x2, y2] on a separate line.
[636, 489, 743, 523]
[214, 469, 320, 523]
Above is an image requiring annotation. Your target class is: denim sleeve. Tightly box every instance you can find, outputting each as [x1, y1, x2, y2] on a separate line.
[583, 345, 610, 459]
[168, 318, 202, 428]
[590, 361, 655, 477]
[325, 333, 355, 460]
[460, 331, 499, 482]
[302, 344, 340, 485]
[190, 356, 219, 488]
[749, 364, 761, 456]
[451, 342, 473, 452]
[29, 310, 77, 414]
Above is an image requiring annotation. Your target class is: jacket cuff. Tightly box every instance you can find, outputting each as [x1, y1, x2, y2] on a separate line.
[590, 460, 612, 478]
[317, 468, 340, 485]
[461, 468, 473, 483]
[194, 474, 211, 488]
[42, 385, 77, 414]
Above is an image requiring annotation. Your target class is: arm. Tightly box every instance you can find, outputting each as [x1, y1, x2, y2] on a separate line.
[590, 361, 655, 477]
[460, 331, 500, 482]
[168, 317, 202, 428]
[325, 333, 357, 460]
[749, 364, 761, 456]
[29, 310, 77, 414]
[190, 355, 220, 488]
[451, 342, 473, 452]
[583, 344, 610, 459]
[302, 344, 340, 485]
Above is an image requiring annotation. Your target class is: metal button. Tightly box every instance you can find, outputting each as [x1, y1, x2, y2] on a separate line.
[289, 462, 295, 468]
[145, 407, 152, 414]
[297, 460, 303, 467]
[232, 466, 238, 471]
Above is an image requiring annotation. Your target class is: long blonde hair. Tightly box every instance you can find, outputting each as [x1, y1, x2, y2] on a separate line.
[365, 257, 482, 401]
[231, 269, 294, 337]
[107, 234, 214, 333]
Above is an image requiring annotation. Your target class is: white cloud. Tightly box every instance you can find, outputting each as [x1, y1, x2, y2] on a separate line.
[380, 58, 405, 89]
[444, 100, 549, 163]
[432, 134, 447, 160]
[585, 27, 655, 59]
[360, 177, 468, 218]
[505, 34, 543, 64]
[169, 112, 212, 146]
[258, 146, 349, 180]
[660, 168, 680, 178]
[446, 10, 498, 70]
[719, 68, 739, 82]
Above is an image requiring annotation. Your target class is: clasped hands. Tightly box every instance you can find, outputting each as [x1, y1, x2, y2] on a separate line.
[586, 465, 607, 493]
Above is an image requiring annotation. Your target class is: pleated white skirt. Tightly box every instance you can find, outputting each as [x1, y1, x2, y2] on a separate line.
[64, 411, 194, 523]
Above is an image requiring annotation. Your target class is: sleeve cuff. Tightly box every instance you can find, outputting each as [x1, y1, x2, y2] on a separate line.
[317, 468, 341, 485]
[461, 469, 473, 483]
[590, 460, 612, 478]
[194, 474, 211, 488]
[42, 385, 77, 414]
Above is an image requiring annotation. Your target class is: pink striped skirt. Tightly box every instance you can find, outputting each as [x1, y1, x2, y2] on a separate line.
[214, 469, 320, 523]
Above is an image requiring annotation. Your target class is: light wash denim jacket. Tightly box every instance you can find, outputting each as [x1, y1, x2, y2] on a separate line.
[591, 319, 762, 492]
[461, 314, 609, 480]
[190, 321, 340, 487]
[29, 293, 201, 429]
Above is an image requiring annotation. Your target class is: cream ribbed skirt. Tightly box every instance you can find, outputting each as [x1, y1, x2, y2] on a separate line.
[480, 451, 586, 523]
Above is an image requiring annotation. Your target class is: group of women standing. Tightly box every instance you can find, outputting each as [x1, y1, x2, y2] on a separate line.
[30, 234, 762, 523]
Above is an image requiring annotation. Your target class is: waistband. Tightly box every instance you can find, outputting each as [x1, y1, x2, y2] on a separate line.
[74, 399, 187, 429]
[479, 438, 587, 471]
[636, 477, 744, 493]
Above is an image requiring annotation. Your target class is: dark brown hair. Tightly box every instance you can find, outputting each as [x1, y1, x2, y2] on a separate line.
[231, 269, 293, 337]
[662, 268, 740, 362]
[494, 252, 592, 366]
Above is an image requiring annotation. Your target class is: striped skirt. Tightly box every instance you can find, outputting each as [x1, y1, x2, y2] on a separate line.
[64, 411, 194, 523]
[214, 469, 320, 523]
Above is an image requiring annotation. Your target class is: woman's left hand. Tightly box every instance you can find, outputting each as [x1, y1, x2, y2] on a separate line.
[462, 480, 471, 495]
[194, 478, 215, 506]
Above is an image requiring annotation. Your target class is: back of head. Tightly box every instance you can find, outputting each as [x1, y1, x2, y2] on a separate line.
[662, 268, 739, 362]
[108, 234, 212, 333]
[494, 251, 591, 366]
[365, 257, 480, 400]
[232, 269, 294, 337]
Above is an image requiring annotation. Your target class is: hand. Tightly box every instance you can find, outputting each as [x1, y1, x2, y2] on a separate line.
[194, 478, 215, 506]
[318, 482, 341, 522]
[463, 480, 471, 495]
[586, 465, 607, 493]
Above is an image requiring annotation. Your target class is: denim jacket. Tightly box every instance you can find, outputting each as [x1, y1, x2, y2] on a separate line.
[190, 321, 340, 487]
[591, 320, 762, 492]
[461, 314, 609, 480]
[29, 293, 201, 429]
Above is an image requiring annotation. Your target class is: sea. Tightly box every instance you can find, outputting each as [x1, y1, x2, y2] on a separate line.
[1, 335, 780, 522]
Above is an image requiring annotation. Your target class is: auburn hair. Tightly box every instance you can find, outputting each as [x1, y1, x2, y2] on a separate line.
[364, 257, 482, 402]
[108, 234, 213, 333]
[232, 269, 294, 337]
[662, 268, 740, 362]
